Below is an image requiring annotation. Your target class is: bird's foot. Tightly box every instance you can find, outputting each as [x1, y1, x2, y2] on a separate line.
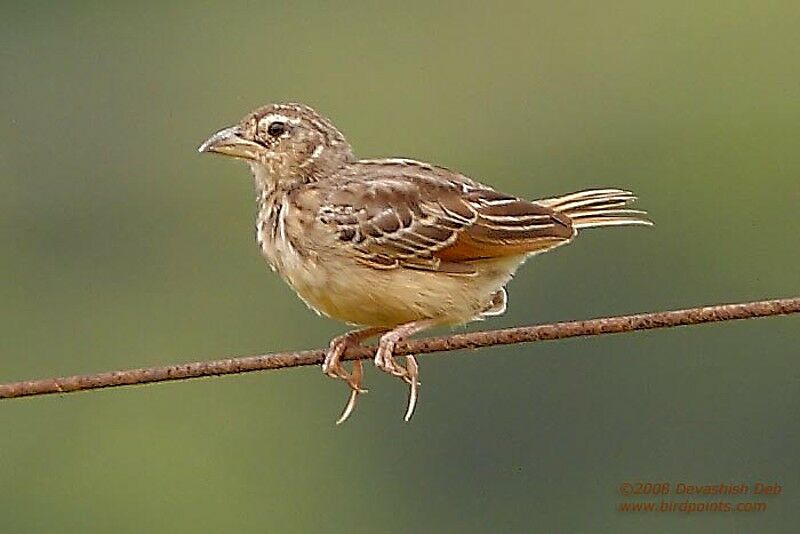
[375, 339, 420, 422]
[374, 320, 435, 421]
[323, 327, 387, 424]
[323, 333, 368, 391]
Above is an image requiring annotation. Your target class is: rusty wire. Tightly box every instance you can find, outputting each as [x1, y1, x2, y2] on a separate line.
[1, 297, 797, 400]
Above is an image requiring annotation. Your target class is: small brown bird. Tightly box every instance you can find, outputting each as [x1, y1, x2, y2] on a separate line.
[199, 102, 651, 423]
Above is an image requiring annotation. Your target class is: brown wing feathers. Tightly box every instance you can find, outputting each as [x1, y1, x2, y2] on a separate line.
[319, 174, 578, 271]
[435, 189, 573, 261]
[315, 158, 651, 272]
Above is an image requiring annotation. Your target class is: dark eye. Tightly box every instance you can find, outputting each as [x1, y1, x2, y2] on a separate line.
[267, 121, 287, 137]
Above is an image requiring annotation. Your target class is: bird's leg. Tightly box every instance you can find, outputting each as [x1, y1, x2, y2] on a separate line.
[323, 327, 388, 424]
[374, 319, 437, 421]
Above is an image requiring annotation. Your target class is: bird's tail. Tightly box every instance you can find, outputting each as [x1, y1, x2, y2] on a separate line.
[538, 188, 653, 229]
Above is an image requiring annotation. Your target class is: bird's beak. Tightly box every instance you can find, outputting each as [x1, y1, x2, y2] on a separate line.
[197, 126, 262, 161]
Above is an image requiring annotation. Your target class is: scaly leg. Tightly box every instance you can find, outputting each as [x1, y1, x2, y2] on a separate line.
[374, 319, 437, 421]
[323, 327, 388, 424]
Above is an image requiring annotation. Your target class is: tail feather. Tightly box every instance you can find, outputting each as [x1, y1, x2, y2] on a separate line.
[538, 188, 653, 230]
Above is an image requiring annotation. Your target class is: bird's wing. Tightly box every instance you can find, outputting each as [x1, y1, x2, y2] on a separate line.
[312, 167, 575, 274]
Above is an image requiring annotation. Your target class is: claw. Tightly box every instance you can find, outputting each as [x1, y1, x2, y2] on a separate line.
[404, 355, 419, 422]
[336, 360, 365, 425]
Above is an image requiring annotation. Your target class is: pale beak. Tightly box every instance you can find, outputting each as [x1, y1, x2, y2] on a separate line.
[197, 126, 262, 160]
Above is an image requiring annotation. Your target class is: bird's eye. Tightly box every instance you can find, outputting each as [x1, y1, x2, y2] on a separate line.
[267, 121, 287, 137]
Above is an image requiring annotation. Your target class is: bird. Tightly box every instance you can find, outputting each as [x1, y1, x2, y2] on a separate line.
[198, 102, 652, 423]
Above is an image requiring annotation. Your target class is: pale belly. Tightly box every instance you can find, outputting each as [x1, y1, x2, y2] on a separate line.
[266, 247, 525, 327]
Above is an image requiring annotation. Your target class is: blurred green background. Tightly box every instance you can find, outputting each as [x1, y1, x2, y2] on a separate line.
[1, 1, 799, 532]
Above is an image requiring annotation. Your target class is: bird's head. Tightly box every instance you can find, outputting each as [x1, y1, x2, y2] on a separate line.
[198, 103, 354, 186]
